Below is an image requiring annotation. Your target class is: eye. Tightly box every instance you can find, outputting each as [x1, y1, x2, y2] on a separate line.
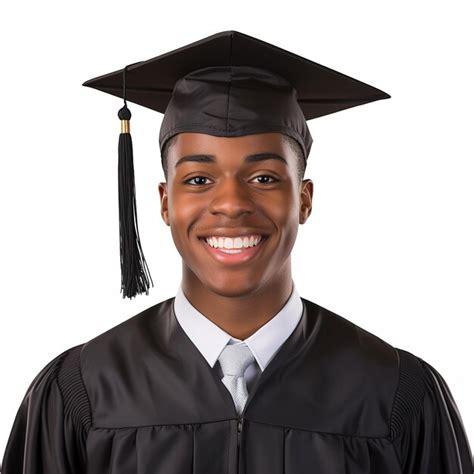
[251, 174, 278, 184]
[184, 176, 212, 186]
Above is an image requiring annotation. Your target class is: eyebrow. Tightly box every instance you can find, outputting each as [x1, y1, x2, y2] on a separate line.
[174, 152, 287, 169]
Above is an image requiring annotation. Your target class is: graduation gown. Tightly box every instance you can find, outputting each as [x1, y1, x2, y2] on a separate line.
[2, 297, 473, 473]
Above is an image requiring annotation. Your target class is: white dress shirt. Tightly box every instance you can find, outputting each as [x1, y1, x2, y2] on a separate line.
[173, 281, 303, 392]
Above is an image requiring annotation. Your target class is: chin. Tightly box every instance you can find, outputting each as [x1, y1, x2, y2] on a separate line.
[202, 275, 264, 299]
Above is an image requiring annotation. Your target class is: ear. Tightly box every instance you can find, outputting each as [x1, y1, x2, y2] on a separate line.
[299, 179, 313, 224]
[158, 182, 170, 226]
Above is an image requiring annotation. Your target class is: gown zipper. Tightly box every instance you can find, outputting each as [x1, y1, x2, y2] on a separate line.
[235, 396, 250, 473]
[237, 414, 243, 446]
[218, 368, 258, 473]
[236, 412, 243, 473]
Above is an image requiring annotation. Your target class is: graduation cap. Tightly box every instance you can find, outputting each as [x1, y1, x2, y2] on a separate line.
[82, 30, 390, 300]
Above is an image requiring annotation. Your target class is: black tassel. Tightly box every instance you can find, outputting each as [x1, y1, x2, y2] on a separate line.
[117, 102, 153, 298]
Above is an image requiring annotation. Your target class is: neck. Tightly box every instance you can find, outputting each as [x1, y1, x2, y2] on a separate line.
[181, 265, 293, 340]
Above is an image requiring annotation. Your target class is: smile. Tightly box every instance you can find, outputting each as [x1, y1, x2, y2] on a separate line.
[198, 235, 268, 264]
[203, 234, 263, 251]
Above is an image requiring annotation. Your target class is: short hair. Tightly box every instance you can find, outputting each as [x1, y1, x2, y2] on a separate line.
[160, 133, 306, 182]
[281, 134, 307, 183]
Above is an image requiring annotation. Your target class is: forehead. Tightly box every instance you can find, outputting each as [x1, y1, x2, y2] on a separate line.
[169, 132, 293, 163]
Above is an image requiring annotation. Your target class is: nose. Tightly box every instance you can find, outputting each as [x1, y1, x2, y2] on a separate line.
[208, 177, 256, 218]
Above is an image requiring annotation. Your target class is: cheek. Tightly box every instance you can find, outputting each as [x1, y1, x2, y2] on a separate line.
[169, 188, 196, 221]
[168, 193, 202, 245]
[271, 191, 300, 226]
[270, 193, 300, 248]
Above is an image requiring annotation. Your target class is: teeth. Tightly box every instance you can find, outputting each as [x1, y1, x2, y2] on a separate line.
[204, 235, 263, 249]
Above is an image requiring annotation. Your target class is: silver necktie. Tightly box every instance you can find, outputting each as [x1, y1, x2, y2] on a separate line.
[217, 342, 256, 415]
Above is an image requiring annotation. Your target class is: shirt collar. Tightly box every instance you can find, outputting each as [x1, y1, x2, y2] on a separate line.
[173, 282, 303, 372]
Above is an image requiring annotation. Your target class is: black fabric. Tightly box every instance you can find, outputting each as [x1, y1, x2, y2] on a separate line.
[2, 297, 472, 473]
[158, 65, 313, 161]
[82, 30, 391, 160]
[1, 345, 89, 473]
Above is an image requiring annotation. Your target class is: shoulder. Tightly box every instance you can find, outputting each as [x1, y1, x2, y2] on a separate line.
[24, 298, 174, 431]
[30, 343, 93, 434]
[390, 350, 474, 471]
[389, 348, 452, 440]
[301, 298, 433, 437]
[302, 297, 399, 373]
[32, 298, 174, 426]
[14, 343, 92, 438]
[24, 343, 87, 401]
[80, 297, 174, 367]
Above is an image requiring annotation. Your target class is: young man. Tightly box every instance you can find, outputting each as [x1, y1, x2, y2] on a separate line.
[2, 31, 472, 473]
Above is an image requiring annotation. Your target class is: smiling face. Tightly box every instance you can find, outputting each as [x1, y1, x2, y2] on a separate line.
[158, 132, 313, 298]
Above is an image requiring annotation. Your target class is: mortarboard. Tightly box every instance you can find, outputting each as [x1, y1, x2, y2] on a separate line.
[82, 30, 390, 299]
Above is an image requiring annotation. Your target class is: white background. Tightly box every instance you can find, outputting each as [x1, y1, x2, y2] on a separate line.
[1, 0, 473, 458]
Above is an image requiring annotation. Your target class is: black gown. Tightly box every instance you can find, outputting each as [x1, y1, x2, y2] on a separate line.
[2, 297, 473, 473]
